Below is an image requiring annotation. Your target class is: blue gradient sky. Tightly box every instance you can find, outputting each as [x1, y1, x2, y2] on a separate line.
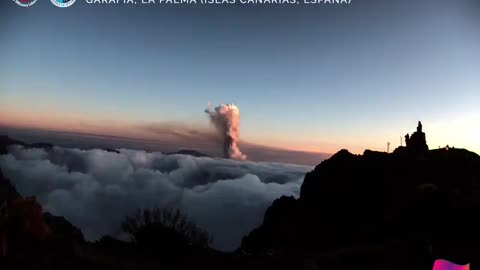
[1, 0, 479, 154]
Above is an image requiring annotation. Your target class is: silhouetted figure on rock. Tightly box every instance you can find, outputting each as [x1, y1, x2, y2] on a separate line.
[406, 121, 429, 154]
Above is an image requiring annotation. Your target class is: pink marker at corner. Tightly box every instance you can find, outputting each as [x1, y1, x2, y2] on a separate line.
[433, 259, 469, 270]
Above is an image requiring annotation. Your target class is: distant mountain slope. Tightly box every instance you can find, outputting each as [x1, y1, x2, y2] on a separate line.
[166, 149, 211, 158]
[0, 127, 330, 165]
[0, 135, 24, 155]
[0, 135, 53, 154]
[0, 134, 210, 159]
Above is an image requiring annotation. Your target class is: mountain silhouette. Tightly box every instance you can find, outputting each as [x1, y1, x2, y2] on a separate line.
[242, 122, 480, 269]
[0, 168, 20, 203]
[166, 149, 211, 158]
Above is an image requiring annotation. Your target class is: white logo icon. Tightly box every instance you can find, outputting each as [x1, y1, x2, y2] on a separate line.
[50, 0, 77, 7]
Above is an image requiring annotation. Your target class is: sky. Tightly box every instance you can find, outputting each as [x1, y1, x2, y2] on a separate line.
[1, 0, 479, 155]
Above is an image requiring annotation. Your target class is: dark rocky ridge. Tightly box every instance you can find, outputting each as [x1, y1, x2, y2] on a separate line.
[166, 149, 211, 157]
[0, 167, 20, 202]
[0, 135, 54, 155]
[242, 122, 480, 269]
[0, 134, 210, 158]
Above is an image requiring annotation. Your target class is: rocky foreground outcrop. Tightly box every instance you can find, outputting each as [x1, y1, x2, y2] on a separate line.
[0, 136, 87, 268]
[242, 123, 480, 269]
[0, 168, 20, 203]
[0, 173, 87, 266]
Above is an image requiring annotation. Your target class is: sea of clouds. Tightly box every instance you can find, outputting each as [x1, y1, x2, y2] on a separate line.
[0, 145, 312, 251]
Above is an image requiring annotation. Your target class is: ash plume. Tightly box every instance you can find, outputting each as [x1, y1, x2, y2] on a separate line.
[205, 103, 247, 160]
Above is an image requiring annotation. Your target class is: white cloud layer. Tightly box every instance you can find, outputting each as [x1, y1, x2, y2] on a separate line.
[0, 145, 311, 251]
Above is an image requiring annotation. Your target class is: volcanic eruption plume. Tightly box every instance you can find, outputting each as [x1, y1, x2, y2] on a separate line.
[205, 103, 247, 160]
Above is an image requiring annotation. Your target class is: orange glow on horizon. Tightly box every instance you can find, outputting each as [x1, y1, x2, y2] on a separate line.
[0, 109, 337, 154]
[1, 108, 478, 156]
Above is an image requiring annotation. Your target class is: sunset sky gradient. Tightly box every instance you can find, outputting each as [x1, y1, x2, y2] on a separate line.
[1, 0, 479, 155]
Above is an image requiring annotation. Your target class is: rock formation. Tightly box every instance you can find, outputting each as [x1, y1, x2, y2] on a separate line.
[0, 169, 20, 203]
[242, 122, 480, 269]
[404, 121, 429, 154]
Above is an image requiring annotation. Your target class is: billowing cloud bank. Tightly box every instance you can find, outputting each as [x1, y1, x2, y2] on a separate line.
[0, 145, 311, 251]
[205, 103, 247, 160]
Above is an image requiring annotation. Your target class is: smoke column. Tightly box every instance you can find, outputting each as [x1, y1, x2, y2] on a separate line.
[205, 103, 247, 160]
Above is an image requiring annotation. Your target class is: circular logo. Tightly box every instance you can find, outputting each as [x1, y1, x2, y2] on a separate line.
[50, 0, 76, 7]
[13, 0, 38, 7]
